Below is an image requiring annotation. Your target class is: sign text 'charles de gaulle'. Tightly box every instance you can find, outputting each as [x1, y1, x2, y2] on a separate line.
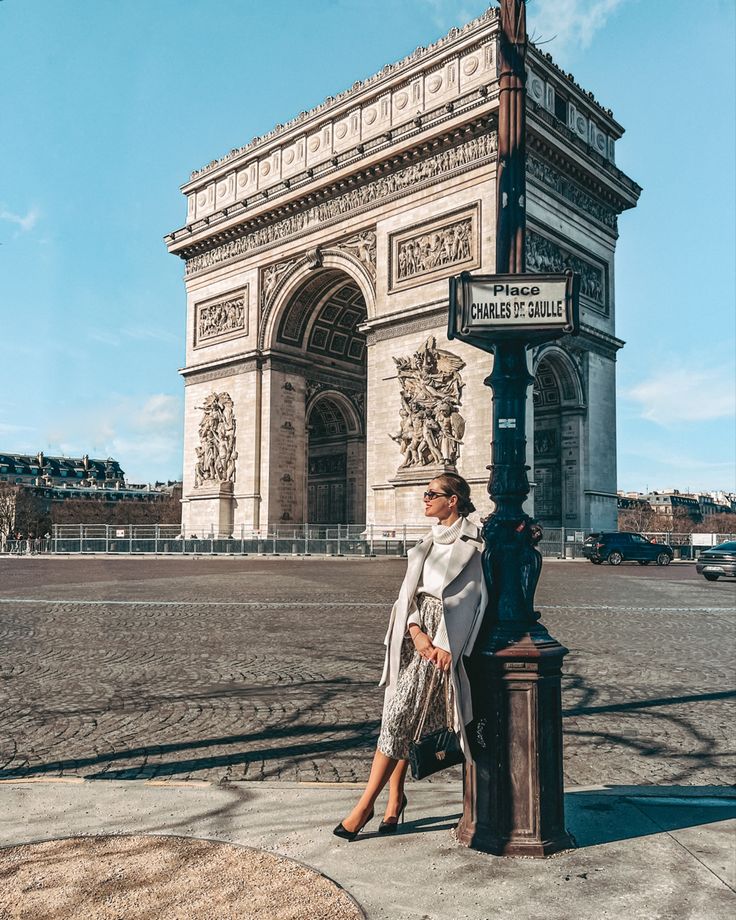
[448, 271, 579, 352]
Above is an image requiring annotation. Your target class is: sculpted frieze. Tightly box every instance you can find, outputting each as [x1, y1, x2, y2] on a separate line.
[527, 153, 616, 230]
[526, 229, 606, 309]
[391, 337, 466, 470]
[184, 132, 497, 278]
[196, 291, 247, 345]
[193, 392, 237, 488]
[390, 207, 479, 291]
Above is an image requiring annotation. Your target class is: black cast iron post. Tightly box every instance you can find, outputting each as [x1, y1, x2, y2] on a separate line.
[454, 0, 573, 857]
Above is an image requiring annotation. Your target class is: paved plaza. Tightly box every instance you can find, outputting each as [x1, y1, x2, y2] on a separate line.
[0, 557, 733, 787]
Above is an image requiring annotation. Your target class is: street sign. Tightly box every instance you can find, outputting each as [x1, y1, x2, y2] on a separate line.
[448, 271, 579, 351]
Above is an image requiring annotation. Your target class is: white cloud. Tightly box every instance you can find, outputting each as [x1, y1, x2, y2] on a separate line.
[0, 205, 40, 232]
[419, 0, 483, 31]
[44, 393, 183, 482]
[527, 0, 627, 61]
[625, 364, 736, 426]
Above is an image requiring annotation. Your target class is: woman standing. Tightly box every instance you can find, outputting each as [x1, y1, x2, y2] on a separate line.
[334, 472, 486, 840]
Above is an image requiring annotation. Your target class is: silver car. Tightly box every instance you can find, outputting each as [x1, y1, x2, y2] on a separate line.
[696, 541, 736, 581]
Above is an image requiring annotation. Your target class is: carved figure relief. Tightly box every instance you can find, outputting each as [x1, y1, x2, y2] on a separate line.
[390, 206, 479, 291]
[196, 292, 247, 345]
[338, 231, 377, 280]
[261, 257, 299, 314]
[526, 229, 606, 309]
[193, 392, 237, 487]
[185, 133, 496, 277]
[390, 337, 466, 469]
[526, 154, 616, 229]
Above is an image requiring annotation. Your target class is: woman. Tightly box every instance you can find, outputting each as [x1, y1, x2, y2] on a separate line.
[334, 472, 487, 840]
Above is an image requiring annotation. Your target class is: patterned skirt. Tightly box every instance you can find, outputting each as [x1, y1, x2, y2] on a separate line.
[377, 594, 453, 761]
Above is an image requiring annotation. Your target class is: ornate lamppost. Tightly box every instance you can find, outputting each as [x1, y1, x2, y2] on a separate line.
[448, 0, 576, 857]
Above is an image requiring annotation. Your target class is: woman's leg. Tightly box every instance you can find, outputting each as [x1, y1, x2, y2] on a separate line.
[339, 748, 398, 832]
[383, 758, 409, 822]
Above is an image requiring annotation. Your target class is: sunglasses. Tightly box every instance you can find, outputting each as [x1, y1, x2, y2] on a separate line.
[423, 490, 450, 500]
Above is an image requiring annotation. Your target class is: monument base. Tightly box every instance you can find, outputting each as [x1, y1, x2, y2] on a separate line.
[455, 626, 573, 857]
[181, 481, 235, 538]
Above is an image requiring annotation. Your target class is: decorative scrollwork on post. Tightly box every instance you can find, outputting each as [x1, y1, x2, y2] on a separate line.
[193, 392, 237, 488]
[390, 336, 466, 470]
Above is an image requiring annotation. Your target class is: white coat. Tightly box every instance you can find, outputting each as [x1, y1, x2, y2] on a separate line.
[378, 516, 487, 760]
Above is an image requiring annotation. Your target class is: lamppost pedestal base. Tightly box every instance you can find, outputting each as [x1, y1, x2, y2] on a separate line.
[455, 626, 573, 857]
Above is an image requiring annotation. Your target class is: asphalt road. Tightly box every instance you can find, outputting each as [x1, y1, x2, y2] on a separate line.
[0, 557, 733, 787]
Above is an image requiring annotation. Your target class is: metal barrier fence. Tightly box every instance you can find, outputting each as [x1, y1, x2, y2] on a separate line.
[2, 525, 734, 558]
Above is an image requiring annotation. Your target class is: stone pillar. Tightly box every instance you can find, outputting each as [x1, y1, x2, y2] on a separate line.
[183, 481, 235, 538]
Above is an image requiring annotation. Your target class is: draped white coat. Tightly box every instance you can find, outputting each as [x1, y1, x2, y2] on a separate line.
[378, 516, 487, 760]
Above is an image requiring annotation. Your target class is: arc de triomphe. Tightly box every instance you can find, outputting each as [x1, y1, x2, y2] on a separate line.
[165, 8, 640, 536]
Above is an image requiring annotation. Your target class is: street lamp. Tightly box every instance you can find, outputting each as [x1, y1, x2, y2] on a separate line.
[447, 0, 576, 857]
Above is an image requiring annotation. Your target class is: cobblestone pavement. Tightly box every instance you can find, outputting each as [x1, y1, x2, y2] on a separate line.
[0, 557, 733, 786]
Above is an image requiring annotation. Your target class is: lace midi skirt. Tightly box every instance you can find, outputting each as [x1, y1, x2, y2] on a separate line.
[377, 594, 453, 760]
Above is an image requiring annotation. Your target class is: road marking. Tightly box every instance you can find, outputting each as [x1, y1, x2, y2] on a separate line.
[0, 598, 731, 613]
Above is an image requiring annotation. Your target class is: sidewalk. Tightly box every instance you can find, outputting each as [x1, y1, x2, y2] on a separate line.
[1, 779, 733, 920]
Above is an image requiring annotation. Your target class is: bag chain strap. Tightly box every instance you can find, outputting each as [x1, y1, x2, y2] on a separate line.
[413, 670, 453, 743]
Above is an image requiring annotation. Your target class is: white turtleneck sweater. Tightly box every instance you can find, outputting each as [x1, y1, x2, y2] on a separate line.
[406, 516, 464, 653]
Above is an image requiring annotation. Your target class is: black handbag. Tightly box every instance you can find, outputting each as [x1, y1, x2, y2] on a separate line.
[408, 671, 464, 780]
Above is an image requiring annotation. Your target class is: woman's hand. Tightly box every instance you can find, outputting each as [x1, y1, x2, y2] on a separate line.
[428, 647, 452, 673]
[410, 628, 434, 659]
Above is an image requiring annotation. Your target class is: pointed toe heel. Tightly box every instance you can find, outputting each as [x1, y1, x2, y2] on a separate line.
[332, 808, 374, 842]
[378, 794, 408, 834]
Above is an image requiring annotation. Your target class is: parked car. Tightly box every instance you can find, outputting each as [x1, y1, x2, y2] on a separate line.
[582, 532, 674, 566]
[696, 541, 736, 581]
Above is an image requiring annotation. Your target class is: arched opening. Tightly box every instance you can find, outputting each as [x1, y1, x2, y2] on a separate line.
[307, 396, 351, 524]
[533, 349, 585, 528]
[269, 266, 367, 526]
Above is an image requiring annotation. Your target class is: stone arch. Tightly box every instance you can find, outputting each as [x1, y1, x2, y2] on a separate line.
[532, 344, 586, 408]
[305, 388, 363, 437]
[532, 345, 586, 528]
[260, 249, 376, 352]
[306, 390, 365, 524]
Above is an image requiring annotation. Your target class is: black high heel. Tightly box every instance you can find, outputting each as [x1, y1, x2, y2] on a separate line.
[332, 807, 375, 841]
[378, 794, 408, 834]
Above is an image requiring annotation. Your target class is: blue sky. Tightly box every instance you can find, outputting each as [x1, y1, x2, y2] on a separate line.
[0, 0, 734, 491]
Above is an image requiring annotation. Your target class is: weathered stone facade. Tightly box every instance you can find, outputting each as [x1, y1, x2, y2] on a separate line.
[166, 8, 640, 535]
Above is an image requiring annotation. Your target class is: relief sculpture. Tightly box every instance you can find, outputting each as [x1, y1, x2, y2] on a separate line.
[198, 295, 246, 343]
[185, 133, 497, 277]
[390, 337, 466, 470]
[194, 392, 237, 487]
[526, 229, 605, 307]
[338, 231, 377, 280]
[397, 217, 472, 282]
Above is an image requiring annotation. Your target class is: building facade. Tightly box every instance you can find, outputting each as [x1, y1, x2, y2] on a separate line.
[165, 9, 640, 535]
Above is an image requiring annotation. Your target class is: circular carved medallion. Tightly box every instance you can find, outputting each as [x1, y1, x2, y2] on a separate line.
[197, 193, 206, 206]
[261, 161, 271, 176]
[463, 56, 479, 76]
[284, 149, 295, 164]
[395, 92, 409, 109]
[428, 75, 442, 93]
[364, 108, 377, 125]
[335, 123, 348, 139]
[238, 172, 249, 187]
[308, 136, 321, 152]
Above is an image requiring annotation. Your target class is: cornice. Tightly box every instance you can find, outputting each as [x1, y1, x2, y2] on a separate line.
[184, 7, 500, 186]
[178, 124, 498, 279]
[167, 97, 499, 255]
[578, 322, 625, 357]
[528, 104, 641, 209]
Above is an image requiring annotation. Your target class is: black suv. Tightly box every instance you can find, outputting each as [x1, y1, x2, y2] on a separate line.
[583, 532, 674, 566]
